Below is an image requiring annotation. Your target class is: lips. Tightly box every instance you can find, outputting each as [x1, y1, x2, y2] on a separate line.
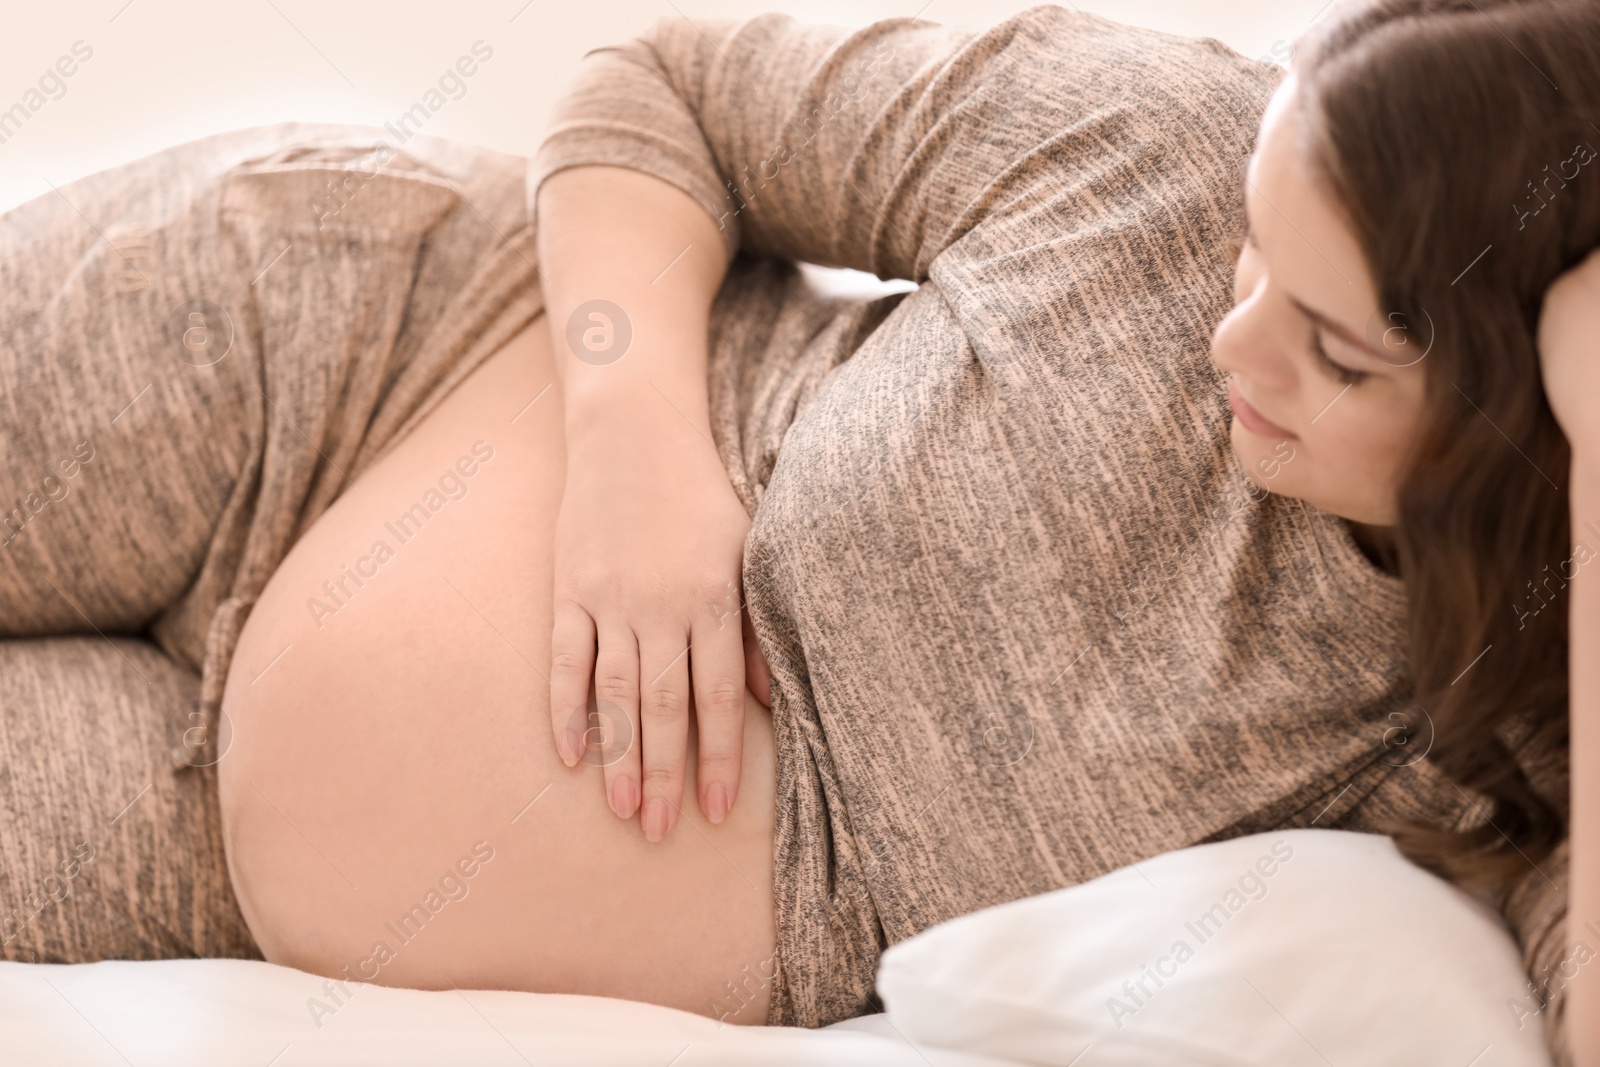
[1228, 379, 1299, 440]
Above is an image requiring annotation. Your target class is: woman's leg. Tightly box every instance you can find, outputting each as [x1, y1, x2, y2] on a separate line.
[0, 637, 257, 963]
[0, 131, 267, 635]
[0, 122, 542, 694]
[217, 317, 780, 1023]
[0, 125, 552, 980]
[0, 126, 391, 968]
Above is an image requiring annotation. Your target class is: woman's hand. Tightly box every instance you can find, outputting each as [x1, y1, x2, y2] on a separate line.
[1538, 246, 1600, 455]
[549, 401, 760, 843]
[536, 164, 770, 842]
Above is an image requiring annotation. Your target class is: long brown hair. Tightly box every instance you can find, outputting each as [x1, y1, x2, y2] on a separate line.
[1292, 0, 1600, 893]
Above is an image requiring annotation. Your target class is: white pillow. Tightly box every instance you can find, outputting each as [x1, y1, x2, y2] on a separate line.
[877, 829, 1551, 1067]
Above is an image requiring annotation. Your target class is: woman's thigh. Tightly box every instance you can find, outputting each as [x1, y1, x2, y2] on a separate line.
[216, 314, 778, 1023]
[0, 136, 256, 635]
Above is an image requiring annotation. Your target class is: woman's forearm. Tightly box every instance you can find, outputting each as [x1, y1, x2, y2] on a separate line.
[1569, 447, 1600, 1065]
[533, 164, 761, 839]
[534, 165, 728, 448]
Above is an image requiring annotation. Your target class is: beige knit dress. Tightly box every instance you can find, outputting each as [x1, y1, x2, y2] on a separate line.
[0, 4, 1570, 1061]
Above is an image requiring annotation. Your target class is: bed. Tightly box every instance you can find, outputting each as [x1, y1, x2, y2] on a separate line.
[5, 830, 1552, 1066]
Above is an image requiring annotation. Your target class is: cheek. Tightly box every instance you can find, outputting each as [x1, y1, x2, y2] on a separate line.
[1316, 418, 1396, 480]
[1281, 387, 1424, 517]
[1317, 387, 1421, 477]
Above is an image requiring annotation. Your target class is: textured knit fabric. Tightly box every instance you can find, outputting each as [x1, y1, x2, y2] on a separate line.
[0, 8, 1572, 1061]
[528, 4, 1572, 1053]
[0, 124, 543, 964]
[0, 637, 256, 962]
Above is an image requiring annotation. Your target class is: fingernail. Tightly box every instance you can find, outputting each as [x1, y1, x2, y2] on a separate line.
[643, 797, 670, 842]
[609, 776, 638, 819]
[559, 728, 579, 767]
[704, 781, 729, 824]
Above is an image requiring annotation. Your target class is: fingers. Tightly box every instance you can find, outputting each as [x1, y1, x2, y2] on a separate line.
[549, 602, 596, 767]
[593, 622, 642, 821]
[742, 608, 772, 710]
[691, 599, 748, 826]
[638, 630, 692, 843]
[551, 581, 750, 843]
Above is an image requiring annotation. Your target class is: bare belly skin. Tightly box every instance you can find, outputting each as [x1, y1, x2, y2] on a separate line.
[216, 315, 778, 1024]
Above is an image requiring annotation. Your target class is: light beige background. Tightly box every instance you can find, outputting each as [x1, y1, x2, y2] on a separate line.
[0, 0, 1327, 214]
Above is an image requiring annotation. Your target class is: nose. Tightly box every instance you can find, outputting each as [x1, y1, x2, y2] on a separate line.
[1210, 274, 1296, 392]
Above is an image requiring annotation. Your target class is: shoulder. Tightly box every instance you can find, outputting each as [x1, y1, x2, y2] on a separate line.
[993, 5, 1284, 104]
[924, 6, 1284, 202]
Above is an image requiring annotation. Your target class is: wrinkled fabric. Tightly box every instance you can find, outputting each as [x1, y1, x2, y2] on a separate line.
[0, 122, 542, 965]
[529, 6, 1570, 1052]
[0, 9, 1570, 1061]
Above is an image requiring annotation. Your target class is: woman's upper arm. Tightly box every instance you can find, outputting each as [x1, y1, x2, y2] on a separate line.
[526, 11, 1024, 281]
[529, 8, 1281, 285]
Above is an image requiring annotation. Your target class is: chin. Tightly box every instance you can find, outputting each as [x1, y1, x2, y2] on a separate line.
[1228, 419, 1299, 493]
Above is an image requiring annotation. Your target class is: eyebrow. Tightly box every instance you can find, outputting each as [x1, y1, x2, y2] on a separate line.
[1288, 296, 1385, 360]
[1241, 200, 1387, 362]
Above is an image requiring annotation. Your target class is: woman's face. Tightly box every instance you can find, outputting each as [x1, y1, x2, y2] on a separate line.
[1210, 75, 1428, 526]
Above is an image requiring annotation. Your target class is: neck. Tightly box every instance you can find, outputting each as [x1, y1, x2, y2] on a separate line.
[1346, 519, 1401, 576]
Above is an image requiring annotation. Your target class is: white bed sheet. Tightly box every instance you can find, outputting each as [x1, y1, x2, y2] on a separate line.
[0, 957, 1011, 1067]
[2, 830, 1552, 1067]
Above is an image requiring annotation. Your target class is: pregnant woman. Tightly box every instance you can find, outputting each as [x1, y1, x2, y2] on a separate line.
[0, 0, 1591, 1063]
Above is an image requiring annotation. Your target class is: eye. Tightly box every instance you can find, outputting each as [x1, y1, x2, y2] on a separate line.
[1311, 331, 1369, 386]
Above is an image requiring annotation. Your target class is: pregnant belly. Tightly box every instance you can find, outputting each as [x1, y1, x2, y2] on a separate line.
[216, 316, 778, 1022]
